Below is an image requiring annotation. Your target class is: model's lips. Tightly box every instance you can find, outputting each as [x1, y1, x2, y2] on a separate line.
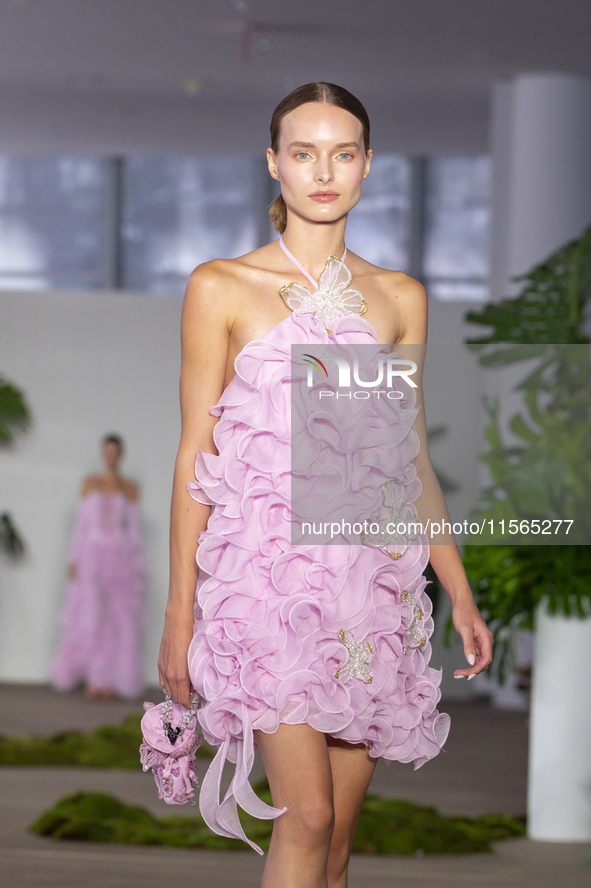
[309, 192, 340, 202]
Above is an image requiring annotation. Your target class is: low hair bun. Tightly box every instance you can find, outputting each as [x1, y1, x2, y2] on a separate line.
[268, 194, 288, 234]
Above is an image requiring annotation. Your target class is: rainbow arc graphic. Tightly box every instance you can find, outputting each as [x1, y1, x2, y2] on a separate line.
[302, 354, 329, 378]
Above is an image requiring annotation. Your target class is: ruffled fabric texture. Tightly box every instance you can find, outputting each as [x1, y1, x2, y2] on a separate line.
[187, 313, 450, 854]
[50, 492, 146, 699]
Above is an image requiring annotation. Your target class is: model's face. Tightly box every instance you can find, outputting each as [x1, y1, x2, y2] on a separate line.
[267, 102, 371, 228]
[102, 441, 121, 471]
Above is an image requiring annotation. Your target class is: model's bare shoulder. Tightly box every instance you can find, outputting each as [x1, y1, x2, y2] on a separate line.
[81, 475, 101, 497]
[378, 270, 427, 344]
[186, 253, 262, 309]
[353, 256, 423, 295]
[121, 479, 139, 501]
[380, 269, 426, 299]
[181, 260, 241, 335]
[185, 259, 240, 301]
[187, 248, 274, 287]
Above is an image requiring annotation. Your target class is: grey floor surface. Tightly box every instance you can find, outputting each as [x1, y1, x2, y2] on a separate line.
[1, 682, 589, 887]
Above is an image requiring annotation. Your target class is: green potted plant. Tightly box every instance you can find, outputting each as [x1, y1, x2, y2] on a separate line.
[0, 377, 32, 557]
[460, 224, 591, 681]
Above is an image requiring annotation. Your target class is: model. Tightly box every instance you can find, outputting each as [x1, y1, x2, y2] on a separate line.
[51, 434, 146, 700]
[158, 82, 493, 887]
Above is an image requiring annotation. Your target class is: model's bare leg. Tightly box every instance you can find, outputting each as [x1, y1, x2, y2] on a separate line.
[326, 740, 377, 888]
[255, 724, 335, 888]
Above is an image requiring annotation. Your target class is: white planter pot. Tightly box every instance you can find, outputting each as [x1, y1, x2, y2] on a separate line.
[527, 600, 591, 841]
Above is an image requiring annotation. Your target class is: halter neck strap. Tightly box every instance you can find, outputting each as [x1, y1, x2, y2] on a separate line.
[279, 236, 347, 292]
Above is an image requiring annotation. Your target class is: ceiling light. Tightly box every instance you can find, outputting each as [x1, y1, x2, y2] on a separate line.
[231, 0, 249, 14]
[182, 78, 204, 97]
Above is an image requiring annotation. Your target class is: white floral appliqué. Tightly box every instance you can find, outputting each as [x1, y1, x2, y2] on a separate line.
[360, 478, 421, 560]
[401, 589, 427, 655]
[334, 628, 373, 684]
[281, 255, 367, 324]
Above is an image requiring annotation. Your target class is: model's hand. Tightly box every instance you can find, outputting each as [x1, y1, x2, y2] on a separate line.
[157, 610, 195, 708]
[451, 598, 493, 679]
[67, 562, 78, 581]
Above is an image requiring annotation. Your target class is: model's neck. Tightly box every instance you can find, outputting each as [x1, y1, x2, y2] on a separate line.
[103, 468, 120, 482]
[280, 218, 347, 282]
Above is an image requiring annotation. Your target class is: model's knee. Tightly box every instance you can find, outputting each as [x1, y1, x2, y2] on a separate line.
[291, 796, 335, 845]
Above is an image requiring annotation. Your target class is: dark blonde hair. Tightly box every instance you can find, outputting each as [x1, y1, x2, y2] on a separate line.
[268, 82, 371, 234]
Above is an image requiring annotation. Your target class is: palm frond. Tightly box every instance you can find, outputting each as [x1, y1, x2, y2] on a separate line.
[0, 513, 25, 557]
[0, 378, 32, 444]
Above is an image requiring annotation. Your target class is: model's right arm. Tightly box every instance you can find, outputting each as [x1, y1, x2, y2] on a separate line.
[158, 262, 233, 707]
[67, 477, 94, 580]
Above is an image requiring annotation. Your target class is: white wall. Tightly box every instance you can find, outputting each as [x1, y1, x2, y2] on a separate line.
[0, 289, 484, 694]
[0, 289, 182, 684]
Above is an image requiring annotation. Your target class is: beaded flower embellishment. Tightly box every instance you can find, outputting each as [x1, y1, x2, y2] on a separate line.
[360, 478, 422, 560]
[280, 255, 367, 324]
[400, 589, 427, 655]
[334, 628, 374, 684]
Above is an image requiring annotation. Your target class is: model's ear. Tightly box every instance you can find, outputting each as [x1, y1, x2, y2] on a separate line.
[363, 148, 373, 180]
[267, 148, 280, 181]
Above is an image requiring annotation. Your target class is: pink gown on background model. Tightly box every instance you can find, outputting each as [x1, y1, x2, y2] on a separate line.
[50, 490, 146, 699]
[187, 245, 451, 853]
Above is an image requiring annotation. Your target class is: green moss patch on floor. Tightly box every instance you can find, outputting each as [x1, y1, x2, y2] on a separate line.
[0, 713, 215, 767]
[30, 777, 526, 855]
[353, 795, 525, 855]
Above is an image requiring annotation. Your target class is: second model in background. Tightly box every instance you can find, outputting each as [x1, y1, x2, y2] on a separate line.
[50, 434, 146, 700]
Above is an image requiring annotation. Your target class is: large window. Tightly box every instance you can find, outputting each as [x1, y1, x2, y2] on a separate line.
[0, 153, 491, 300]
[121, 157, 259, 295]
[423, 156, 491, 301]
[0, 157, 106, 290]
[346, 155, 411, 272]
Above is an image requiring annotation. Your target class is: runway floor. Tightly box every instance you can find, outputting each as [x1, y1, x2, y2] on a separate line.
[0, 682, 589, 887]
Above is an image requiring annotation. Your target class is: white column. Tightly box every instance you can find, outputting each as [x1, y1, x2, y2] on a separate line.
[528, 604, 591, 841]
[490, 73, 591, 300]
[489, 73, 591, 841]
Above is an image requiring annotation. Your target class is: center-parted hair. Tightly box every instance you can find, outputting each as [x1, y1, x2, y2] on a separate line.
[102, 433, 124, 454]
[269, 82, 371, 235]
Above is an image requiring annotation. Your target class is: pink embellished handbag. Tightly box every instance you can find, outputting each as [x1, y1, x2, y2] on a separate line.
[139, 692, 203, 805]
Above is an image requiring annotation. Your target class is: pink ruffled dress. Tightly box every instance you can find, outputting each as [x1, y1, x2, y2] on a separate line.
[187, 245, 450, 853]
[50, 491, 146, 699]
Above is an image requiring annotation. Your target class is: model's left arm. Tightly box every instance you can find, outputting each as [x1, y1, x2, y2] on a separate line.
[395, 276, 493, 679]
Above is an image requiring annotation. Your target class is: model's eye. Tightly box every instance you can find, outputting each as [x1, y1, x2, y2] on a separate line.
[295, 152, 310, 160]
[337, 152, 353, 160]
